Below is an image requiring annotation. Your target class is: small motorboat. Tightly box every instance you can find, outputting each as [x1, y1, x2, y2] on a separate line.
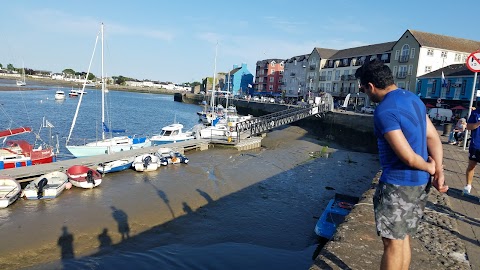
[156, 147, 189, 165]
[132, 154, 163, 172]
[66, 165, 102, 188]
[54, 90, 66, 100]
[150, 123, 195, 145]
[0, 176, 21, 208]
[97, 157, 134, 174]
[23, 171, 69, 200]
[314, 193, 359, 239]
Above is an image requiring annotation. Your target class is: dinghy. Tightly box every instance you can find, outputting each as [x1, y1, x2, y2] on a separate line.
[133, 154, 163, 172]
[23, 171, 69, 200]
[156, 147, 189, 165]
[97, 157, 134, 174]
[0, 177, 21, 208]
[66, 165, 102, 189]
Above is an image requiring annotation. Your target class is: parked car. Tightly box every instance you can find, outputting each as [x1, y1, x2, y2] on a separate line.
[361, 106, 375, 114]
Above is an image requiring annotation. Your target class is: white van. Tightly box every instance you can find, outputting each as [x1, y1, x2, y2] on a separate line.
[428, 108, 453, 122]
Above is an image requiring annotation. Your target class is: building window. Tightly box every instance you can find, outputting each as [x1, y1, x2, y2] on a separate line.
[461, 80, 466, 95]
[441, 51, 447, 58]
[455, 54, 462, 62]
[326, 83, 331, 92]
[410, 48, 415, 58]
[327, 71, 332, 81]
[446, 81, 451, 95]
[269, 77, 274, 82]
[270, 61, 276, 67]
[271, 69, 275, 75]
[462, 54, 468, 62]
[408, 65, 413, 75]
[393, 66, 398, 76]
[395, 50, 399, 60]
[343, 59, 348, 66]
[381, 53, 389, 61]
[425, 66, 432, 73]
[427, 49, 434, 56]
[335, 70, 340, 81]
[294, 59, 297, 65]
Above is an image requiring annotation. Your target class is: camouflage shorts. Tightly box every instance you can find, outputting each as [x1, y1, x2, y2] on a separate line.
[373, 181, 430, 240]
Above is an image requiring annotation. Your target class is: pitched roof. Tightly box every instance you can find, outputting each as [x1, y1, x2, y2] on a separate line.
[314, 48, 338, 59]
[286, 54, 309, 63]
[228, 67, 241, 74]
[408, 30, 480, 53]
[256, 58, 285, 64]
[418, 64, 475, 78]
[331, 42, 395, 59]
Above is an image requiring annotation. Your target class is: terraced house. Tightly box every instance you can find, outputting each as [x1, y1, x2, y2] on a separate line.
[253, 29, 480, 106]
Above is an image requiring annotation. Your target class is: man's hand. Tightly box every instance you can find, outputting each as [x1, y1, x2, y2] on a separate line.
[426, 156, 436, 175]
[432, 165, 449, 193]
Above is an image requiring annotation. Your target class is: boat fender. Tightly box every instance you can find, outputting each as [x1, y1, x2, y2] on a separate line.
[338, 202, 353, 210]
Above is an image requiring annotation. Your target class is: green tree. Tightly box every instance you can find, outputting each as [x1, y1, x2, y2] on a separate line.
[115, 75, 127, 85]
[7, 63, 14, 71]
[0, 63, 3, 69]
[62, 68, 75, 75]
[87, 73, 96, 80]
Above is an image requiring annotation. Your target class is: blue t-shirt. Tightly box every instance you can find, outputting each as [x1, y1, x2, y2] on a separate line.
[374, 89, 429, 186]
[467, 109, 480, 150]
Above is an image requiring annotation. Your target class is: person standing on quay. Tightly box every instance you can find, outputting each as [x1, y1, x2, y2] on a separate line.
[465, 107, 480, 195]
[355, 59, 448, 270]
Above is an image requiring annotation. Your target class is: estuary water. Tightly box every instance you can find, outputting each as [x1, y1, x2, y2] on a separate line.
[0, 78, 201, 160]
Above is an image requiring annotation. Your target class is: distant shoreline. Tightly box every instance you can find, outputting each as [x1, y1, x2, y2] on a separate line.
[0, 75, 184, 96]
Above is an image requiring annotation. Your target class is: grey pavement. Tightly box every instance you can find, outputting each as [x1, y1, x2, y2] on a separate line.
[311, 125, 480, 270]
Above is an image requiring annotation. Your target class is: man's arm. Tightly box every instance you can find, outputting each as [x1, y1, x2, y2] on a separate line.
[425, 116, 448, 192]
[384, 129, 435, 175]
[467, 122, 480, 130]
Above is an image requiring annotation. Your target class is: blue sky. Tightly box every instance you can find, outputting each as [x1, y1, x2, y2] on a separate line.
[0, 1, 478, 84]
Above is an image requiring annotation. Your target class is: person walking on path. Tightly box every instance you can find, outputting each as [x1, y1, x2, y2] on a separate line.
[355, 59, 448, 270]
[465, 107, 480, 195]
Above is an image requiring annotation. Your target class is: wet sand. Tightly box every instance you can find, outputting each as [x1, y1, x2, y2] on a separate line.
[0, 126, 380, 269]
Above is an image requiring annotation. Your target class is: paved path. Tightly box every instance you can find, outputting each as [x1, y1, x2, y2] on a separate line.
[441, 128, 480, 270]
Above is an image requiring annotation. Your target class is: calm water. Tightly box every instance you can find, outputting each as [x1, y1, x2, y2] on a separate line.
[0, 78, 201, 160]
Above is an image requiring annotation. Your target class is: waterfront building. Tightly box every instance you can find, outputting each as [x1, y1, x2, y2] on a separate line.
[282, 54, 309, 99]
[306, 48, 338, 97]
[254, 59, 285, 95]
[390, 30, 480, 93]
[417, 64, 480, 107]
[223, 63, 254, 96]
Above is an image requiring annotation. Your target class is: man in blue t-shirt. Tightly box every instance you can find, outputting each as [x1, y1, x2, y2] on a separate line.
[465, 107, 480, 195]
[355, 60, 448, 270]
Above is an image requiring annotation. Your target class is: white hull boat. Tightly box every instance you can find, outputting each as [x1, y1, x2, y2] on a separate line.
[97, 157, 134, 174]
[0, 177, 21, 208]
[133, 154, 163, 172]
[54, 90, 66, 100]
[23, 171, 68, 200]
[150, 123, 195, 145]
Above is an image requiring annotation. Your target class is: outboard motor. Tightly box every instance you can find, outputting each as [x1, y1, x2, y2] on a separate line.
[143, 155, 152, 168]
[86, 170, 95, 185]
[37, 178, 48, 199]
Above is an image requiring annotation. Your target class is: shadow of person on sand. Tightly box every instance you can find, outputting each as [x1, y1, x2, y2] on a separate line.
[98, 228, 113, 251]
[57, 226, 74, 262]
[196, 188, 214, 204]
[110, 206, 130, 241]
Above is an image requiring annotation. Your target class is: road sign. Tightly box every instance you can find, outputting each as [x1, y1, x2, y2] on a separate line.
[466, 51, 480, 72]
[437, 98, 442, 103]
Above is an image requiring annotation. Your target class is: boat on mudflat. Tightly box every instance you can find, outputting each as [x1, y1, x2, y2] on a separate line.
[97, 157, 134, 174]
[66, 165, 102, 189]
[132, 154, 164, 172]
[23, 171, 69, 200]
[0, 177, 21, 208]
[314, 193, 359, 239]
[156, 147, 189, 165]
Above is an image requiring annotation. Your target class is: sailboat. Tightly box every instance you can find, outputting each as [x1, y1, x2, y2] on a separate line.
[16, 63, 26, 86]
[65, 23, 151, 158]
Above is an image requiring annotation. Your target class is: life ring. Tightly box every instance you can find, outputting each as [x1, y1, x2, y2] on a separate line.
[229, 126, 234, 132]
[338, 202, 353, 210]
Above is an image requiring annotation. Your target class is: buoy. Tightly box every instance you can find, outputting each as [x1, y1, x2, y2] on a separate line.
[65, 182, 73, 190]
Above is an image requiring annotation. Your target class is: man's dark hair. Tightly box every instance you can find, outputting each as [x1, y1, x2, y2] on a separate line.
[355, 59, 394, 89]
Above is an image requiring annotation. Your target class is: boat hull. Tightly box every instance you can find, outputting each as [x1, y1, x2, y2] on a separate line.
[97, 158, 134, 174]
[66, 139, 151, 158]
[0, 177, 21, 208]
[133, 154, 161, 172]
[23, 171, 68, 200]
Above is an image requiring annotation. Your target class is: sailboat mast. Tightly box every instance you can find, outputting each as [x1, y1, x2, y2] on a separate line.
[101, 23, 105, 140]
[210, 43, 218, 109]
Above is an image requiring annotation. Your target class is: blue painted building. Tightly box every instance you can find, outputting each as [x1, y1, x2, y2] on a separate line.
[223, 63, 254, 96]
[417, 64, 480, 106]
